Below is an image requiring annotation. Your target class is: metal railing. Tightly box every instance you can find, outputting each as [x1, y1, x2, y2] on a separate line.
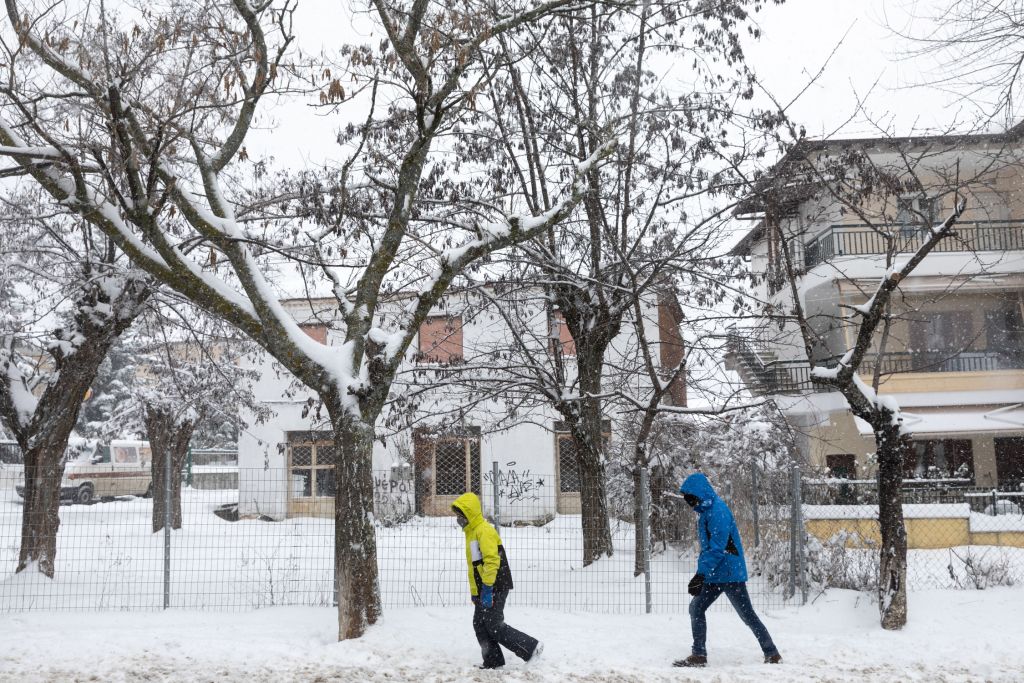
[803, 219, 1024, 270]
[860, 350, 1024, 374]
[727, 334, 837, 395]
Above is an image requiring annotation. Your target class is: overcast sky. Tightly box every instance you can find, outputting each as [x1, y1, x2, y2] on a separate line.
[246, 0, 1005, 172]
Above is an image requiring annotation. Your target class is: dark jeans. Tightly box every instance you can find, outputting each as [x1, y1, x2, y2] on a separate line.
[689, 581, 778, 658]
[473, 589, 539, 668]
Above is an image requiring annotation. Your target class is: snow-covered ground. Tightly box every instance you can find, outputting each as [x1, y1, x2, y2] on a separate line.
[2, 588, 1023, 682]
[3, 466, 1024, 681]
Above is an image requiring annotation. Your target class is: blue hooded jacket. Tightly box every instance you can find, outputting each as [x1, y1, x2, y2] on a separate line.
[680, 473, 747, 583]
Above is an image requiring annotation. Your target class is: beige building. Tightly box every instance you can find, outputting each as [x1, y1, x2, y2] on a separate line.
[730, 126, 1024, 489]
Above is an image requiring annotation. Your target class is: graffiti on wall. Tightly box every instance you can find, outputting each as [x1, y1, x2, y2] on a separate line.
[373, 470, 415, 524]
[483, 462, 545, 503]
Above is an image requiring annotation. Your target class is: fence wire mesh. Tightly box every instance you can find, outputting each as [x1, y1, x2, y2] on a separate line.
[0, 462, 794, 614]
[803, 480, 1024, 592]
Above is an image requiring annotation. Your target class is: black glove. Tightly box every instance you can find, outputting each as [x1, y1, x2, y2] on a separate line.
[688, 573, 705, 596]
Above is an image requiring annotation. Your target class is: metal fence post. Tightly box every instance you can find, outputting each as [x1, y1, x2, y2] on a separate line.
[992, 489, 998, 516]
[639, 467, 652, 614]
[163, 449, 171, 610]
[795, 467, 808, 605]
[185, 447, 193, 488]
[751, 460, 760, 548]
[492, 460, 501, 529]
[787, 457, 798, 601]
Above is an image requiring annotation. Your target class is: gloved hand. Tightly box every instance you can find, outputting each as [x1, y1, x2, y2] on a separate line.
[471, 595, 481, 606]
[480, 584, 494, 609]
[688, 573, 705, 597]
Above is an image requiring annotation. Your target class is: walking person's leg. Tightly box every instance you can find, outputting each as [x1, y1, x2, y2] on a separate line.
[473, 599, 506, 668]
[675, 583, 724, 666]
[482, 590, 540, 661]
[722, 582, 781, 660]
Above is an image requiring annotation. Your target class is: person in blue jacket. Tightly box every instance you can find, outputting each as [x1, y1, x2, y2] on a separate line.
[674, 472, 782, 668]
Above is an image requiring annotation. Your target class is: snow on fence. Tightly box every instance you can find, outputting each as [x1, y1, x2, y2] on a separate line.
[0, 466, 794, 615]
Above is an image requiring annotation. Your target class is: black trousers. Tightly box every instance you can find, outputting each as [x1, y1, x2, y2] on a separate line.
[472, 589, 539, 668]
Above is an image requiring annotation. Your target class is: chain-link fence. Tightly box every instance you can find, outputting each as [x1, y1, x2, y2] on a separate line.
[0, 462, 796, 614]
[803, 480, 1024, 592]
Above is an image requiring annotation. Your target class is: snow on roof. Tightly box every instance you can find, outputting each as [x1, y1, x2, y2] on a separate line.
[853, 404, 1024, 437]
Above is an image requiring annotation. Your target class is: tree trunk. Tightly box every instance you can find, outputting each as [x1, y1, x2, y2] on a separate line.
[876, 424, 908, 630]
[146, 406, 196, 533]
[331, 409, 382, 640]
[632, 465, 644, 577]
[17, 439, 69, 576]
[569, 352, 614, 566]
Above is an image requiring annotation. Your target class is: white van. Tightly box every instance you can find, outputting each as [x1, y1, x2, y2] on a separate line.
[15, 440, 153, 504]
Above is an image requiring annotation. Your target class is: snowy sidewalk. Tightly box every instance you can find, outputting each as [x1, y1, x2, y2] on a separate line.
[1, 588, 1022, 682]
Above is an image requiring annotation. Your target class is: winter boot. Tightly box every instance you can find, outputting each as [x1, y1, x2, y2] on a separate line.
[673, 655, 707, 668]
[765, 653, 782, 664]
[529, 642, 544, 663]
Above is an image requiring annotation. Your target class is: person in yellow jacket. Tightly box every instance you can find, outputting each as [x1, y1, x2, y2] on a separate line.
[452, 491, 543, 669]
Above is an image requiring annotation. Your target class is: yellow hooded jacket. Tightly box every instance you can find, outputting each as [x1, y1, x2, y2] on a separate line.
[452, 492, 514, 596]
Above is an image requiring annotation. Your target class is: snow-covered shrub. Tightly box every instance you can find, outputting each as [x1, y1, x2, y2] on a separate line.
[804, 530, 879, 594]
[947, 548, 1015, 590]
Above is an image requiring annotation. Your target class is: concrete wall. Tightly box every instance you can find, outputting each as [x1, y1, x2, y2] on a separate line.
[806, 515, 1024, 549]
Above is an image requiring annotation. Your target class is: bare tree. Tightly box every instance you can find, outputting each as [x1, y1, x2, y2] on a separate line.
[0, 0, 613, 638]
[397, 0, 788, 565]
[744, 126, 1023, 628]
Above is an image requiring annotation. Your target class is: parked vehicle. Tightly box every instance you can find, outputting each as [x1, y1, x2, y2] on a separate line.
[15, 440, 153, 504]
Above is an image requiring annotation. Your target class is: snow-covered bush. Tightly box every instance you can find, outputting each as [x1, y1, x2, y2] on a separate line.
[947, 548, 1016, 590]
[806, 531, 879, 594]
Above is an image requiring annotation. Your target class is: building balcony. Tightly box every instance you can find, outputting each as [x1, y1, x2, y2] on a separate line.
[728, 333, 1024, 397]
[802, 219, 1024, 271]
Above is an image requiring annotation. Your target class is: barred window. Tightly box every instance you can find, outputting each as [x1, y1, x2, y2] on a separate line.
[290, 442, 335, 498]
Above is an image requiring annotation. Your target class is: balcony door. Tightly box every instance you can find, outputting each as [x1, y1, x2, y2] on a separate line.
[995, 437, 1024, 488]
[908, 310, 973, 371]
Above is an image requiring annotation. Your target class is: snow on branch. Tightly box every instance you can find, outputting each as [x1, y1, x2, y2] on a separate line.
[386, 138, 618, 366]
[0, 337, 38, 433]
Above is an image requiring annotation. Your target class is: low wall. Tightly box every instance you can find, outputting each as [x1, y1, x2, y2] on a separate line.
[804, 503, 1024, 549]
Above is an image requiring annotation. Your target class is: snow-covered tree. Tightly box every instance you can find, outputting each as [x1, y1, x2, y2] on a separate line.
[0, 0, 614, 638]
[390, 0, 787, 566]
[0, 192, 150, 576]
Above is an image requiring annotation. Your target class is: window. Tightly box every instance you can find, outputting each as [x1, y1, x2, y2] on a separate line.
[433, 438, 481, 495]
[554, 421, 610, 495]
[556, 436, 581, 494]
[112, 446, 138, 465]
[418, 315, 463, 364]
[412, 427, 481, 515]
[549, 310, 576, 357]
[897, 196, 936, 239]
[908, 310, 974, 370]
[995, 437, 1024, 487]
[825, 454, 856, 479]
[290, 442, 336, 498]
[985, 301, 1024, 369]
[904, 439, 973, 481]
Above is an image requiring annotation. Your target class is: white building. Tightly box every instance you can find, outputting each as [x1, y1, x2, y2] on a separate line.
[237, 288, 685, 522]
[729, 128, 1024, 488]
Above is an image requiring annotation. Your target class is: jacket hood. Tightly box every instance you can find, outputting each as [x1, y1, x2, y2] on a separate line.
[680, 473, 718, 508]
[452, 492, 485, 527]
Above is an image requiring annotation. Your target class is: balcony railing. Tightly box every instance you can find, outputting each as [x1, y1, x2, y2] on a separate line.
[803, 219, 1024, 270]
[860, 350, 1024, 375]
[729, 334, 1023, 397]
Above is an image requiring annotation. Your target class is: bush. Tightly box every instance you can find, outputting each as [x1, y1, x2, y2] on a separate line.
[947, 548, 1016, 590]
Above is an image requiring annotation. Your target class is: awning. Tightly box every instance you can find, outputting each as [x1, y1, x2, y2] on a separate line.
[854, 403, 1024, 437]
